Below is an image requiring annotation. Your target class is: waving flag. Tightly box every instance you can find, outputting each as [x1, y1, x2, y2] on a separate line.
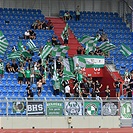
[7, 51, 21, 59]
[98, 41, 116, 53]
[40, 45, 53, 59]
[52, 45, 69, 57]
[27, 39, 39, 52]
[18, 40, 25, 51]
[0, 31, 9, 55]
[120, 43, 133, 57]
[61, 23, 69, 41]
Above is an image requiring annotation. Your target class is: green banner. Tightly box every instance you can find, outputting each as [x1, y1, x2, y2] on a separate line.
[121, 101, 131, 119]
[84, 101, 101, 116]
[47, 101, 64, 116]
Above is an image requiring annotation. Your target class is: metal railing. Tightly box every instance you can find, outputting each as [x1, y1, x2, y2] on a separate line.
[0, 97, 132, 120]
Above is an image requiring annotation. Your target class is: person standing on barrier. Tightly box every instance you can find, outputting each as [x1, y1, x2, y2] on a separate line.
[105, 85, 110, 100]
[113, 78, 122, 97]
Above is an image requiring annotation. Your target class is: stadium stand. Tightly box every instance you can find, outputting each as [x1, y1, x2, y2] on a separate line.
[59, 10, 133, 74]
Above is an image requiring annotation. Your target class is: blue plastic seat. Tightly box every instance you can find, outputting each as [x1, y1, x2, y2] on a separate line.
[119, 69, 125, 76]
[47, 90, 52, 96]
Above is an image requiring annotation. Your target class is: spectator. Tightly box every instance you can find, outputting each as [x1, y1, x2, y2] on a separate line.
[95, 80, 102, 91]
[124, 69, 130, 78]
[26, 84, 31, 90]
[31, 20, 38, 29]
[18, 66, 25, 84]
[11, 60, 18, 72]
[53, 78, 60, 96]
[77, 46, 82, 55]
[63, 30, 69, 44]
[76, 5, 80, 21]
[105, 85, 110, 100]
[47, 20, 53, 30]
[30, 67, 35, 84]
[35, 67, 42, 82]
[41, 21, 47, 30]
[126, 85, 132, 99]
[36, 20, 42, 30]
[37, 79, 43, 96]
[73, 82, 80, 97]
[5, 63, 14, 73]
[0, 59, 4, 78]
[113, 78, 122, 97]
[29, 30, 36, 39]
[65, 82, 71, 97]
[27, 89, 34, 100]
[25, 67, 31, 84]
[64, 12, 72, 21]
[51, 35, 57, 46]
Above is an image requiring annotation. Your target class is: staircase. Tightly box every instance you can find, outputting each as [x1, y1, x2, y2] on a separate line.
[46, 17, 80, 57]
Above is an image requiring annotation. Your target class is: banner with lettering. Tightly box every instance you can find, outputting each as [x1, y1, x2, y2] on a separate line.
[84, 68, 103, 77]
[65, 101, 83, 115]
[84, 101, 101, 116]
[121, 101, 131, 119]
[47, 101, 64, 116]
[102, 101, 119, 116]
[27, 101, 44, 115]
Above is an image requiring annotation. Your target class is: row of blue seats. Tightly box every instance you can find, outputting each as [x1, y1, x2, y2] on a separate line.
[59, 10, 119, 17]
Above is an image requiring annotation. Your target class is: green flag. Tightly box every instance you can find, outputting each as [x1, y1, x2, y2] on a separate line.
[7, 51, 21, 59]
[0, 61, 4, 74]
[26, 39, 39, 52]
[120, 43, 133, 57]
[98, 41, 116, 53]
[18, 40, 25, 51]
[78, 35, 100, 44]
[61, 23, 68, 41]
[22, 51, 31, 58]
[52, 45, 69, 57]
[73, 55, 105, 69]
[0, 31, 9, 55]
[39, 44, 53, 59]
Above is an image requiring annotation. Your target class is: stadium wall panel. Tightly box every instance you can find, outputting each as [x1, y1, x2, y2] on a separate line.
[0, 116, 120, 129]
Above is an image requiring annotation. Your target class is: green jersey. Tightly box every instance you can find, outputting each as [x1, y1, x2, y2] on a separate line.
[0, 62, 4, 74]
[35, 69, 40, 78]
[25, 70, 31, 78]
[18, 69, 24, 77]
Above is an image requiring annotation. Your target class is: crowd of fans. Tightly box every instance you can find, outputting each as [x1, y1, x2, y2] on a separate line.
[0, 8, 131, 100]
[31, 19, 54, 30]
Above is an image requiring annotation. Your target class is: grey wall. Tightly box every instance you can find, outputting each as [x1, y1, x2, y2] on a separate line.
[0, 0, 132, 16]
[0, 116, 120, 129]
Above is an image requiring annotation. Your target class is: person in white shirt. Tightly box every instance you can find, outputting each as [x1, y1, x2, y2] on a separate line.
[65, 84, 71, 97]
[24, 30, 30, 39]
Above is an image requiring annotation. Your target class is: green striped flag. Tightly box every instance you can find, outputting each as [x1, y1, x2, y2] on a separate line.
[27, 39, 39, 52]
[78, 35, 100, 44]
[40, 45, 53, 59]
[62, 59, 75, 81]
[0, 31, 9, 55]
[73, 55, 105, 69]
[52, 45, 69, 57]
[7, 51, 21, 59]
[18, 40, 25, 51]
[61, 23, 68, 41]
[120, 43, 133, 57]
[98, 41, 116, 53]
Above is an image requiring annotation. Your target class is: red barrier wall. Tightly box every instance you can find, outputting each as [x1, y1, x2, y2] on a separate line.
[100, 66, 116, 97]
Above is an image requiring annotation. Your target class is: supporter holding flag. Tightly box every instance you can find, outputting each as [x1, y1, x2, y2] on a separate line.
[0, 31, 9, 55]
[61, 23, 69, 44]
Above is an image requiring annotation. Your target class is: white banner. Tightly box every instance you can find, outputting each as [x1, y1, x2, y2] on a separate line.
[121, 101, 131, 119]
[65, 101, 83, 116]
